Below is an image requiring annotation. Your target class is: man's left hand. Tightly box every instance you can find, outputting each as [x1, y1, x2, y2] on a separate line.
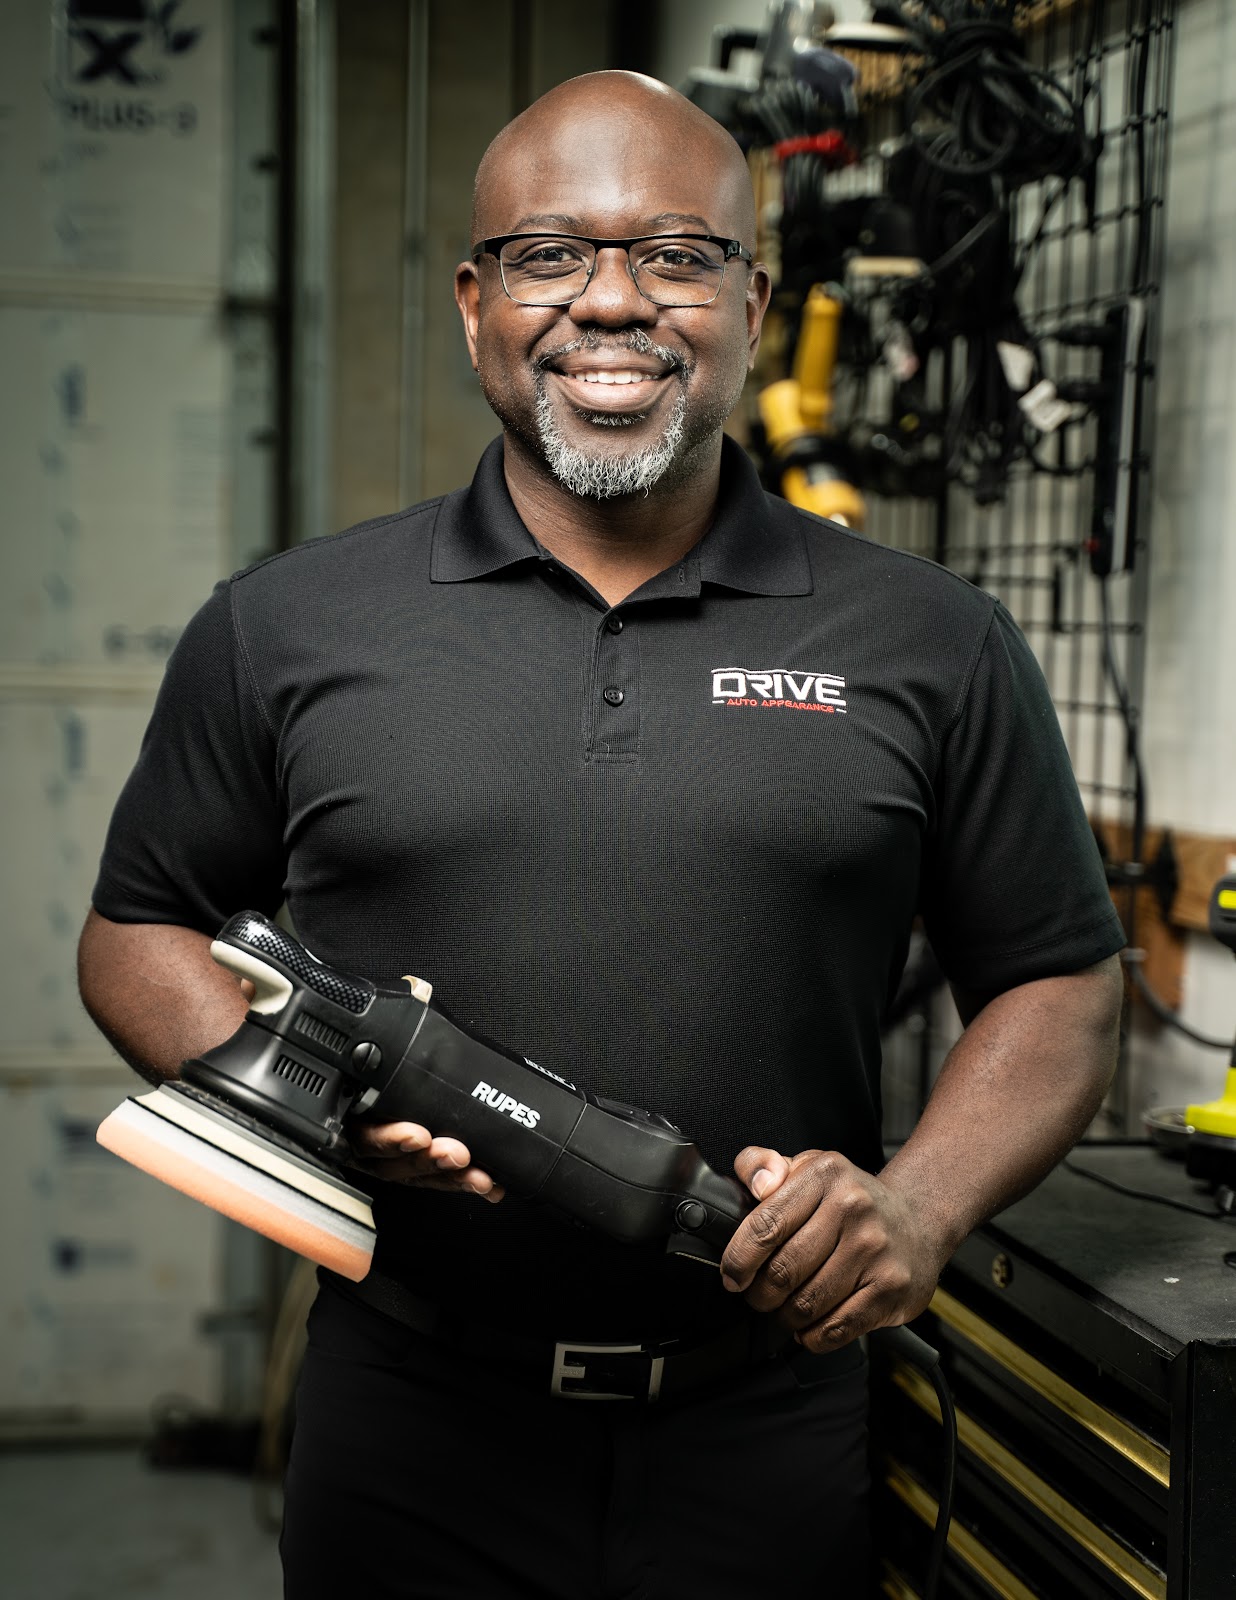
[719, 1147, 948, 1350]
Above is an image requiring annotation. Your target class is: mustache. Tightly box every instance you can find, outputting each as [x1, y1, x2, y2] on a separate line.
[534, 330, 688, 376]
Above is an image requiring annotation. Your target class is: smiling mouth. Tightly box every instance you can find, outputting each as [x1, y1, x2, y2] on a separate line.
[538, 336, 684, 412]
[544, 366, 678, 417]
[558, 368, 667, 387]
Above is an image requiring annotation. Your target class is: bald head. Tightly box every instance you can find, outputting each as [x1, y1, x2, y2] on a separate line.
[471, 71, 757, 247]
[456, 71, 771, 512]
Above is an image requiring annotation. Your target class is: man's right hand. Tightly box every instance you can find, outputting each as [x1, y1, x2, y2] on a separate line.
[347, 1121, 505, 1201]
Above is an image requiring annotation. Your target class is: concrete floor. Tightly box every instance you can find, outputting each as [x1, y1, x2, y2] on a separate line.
[0, 1448, 283, 1599]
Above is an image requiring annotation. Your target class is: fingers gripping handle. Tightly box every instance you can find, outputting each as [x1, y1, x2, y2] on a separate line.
[211, 911, 377, 1015]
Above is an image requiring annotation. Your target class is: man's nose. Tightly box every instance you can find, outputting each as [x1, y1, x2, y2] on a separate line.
[568, 247, 658, 327]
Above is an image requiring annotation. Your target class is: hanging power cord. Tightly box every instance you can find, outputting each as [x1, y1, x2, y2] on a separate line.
[1122, 953, 1234, 1051]
[687, 0, 1107, 506]
[1093, 579, 1236, 1050]
[871, 1324, 957, 1600]
[897, 7, 1094, 188]
[743, 77, 859, 230]
[1016, 1, 1105, 471]
[868, 0, 1101, 504]
[1097, 576, 1147, 866]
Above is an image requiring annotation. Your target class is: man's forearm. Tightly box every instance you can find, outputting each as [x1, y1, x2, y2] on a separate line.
[78, 908, 251, 1085]
[877, 955, 1123, 1259]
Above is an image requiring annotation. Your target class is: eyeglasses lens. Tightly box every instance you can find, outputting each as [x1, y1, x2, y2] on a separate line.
[498, 237, 727, 307]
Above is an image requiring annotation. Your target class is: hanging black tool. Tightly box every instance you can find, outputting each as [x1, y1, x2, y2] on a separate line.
[1086, 298, 1148, 577]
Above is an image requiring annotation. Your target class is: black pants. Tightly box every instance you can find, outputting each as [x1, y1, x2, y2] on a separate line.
[281, 1281, 872, 1600]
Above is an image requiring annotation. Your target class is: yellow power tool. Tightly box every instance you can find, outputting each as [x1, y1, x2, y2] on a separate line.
[1184, 874, 1236, 1186]
[758, 284, 866, 529]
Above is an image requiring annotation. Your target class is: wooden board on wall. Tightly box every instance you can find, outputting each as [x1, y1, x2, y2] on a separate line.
[1096, 819, 1236, 1015]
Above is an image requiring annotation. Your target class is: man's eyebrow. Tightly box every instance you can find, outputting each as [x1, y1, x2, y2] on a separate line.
[508, 213, 583, 232]
[503, 211, 718, 235]
[645, 212, 715, 231]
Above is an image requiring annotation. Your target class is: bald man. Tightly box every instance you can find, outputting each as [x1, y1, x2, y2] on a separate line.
[81, 72, 1124, 1600]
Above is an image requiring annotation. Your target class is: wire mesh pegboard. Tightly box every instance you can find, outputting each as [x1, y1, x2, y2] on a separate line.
[928, 0, 1174, 840]
[854, 0, 1179, 1135]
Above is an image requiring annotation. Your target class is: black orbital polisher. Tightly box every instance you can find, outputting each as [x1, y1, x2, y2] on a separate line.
[97, 911, 753, 1281]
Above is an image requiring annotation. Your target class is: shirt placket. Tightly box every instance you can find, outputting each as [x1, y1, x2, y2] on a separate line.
[586, 607, 640, 764]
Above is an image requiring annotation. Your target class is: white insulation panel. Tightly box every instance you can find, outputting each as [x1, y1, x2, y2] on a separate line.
[1, 304, 228, 670]
[0, 699, 153, 1055]
[0, 0, 228, 284]
[0, 1078, 222, 1423]
[0, 0, 261, 1439]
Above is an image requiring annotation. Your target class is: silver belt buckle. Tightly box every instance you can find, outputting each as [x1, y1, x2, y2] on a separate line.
[551, 1340, 664, 1402]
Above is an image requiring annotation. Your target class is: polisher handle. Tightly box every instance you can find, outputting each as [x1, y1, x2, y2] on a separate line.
[213, 911, 377, 1015]
[197, 912, 753, 1261]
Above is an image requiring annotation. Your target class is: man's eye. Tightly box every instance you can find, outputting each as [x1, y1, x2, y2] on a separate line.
[509, 242, 588, 272]
[642, 245, 714, 276]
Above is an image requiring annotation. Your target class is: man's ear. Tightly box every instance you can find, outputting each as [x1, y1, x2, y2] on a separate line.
[454, 260, 481, 372]
[745, 263, 774, 367]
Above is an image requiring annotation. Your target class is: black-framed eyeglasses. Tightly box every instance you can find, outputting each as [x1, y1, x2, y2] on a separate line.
[471, 232, 754, 308]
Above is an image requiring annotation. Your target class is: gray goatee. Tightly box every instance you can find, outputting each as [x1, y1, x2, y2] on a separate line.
[533, 332, 688, 500]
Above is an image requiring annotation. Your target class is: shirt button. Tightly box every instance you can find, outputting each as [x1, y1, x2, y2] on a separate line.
[606, 615, 624, 633]
[603, 686, 624, 706]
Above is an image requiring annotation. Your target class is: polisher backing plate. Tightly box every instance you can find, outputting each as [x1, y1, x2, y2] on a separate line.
[97, 1087, 376, 1281]
[139, 1083, 374, 1223]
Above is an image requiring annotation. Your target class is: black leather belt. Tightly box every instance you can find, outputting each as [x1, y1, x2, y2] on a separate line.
[332, 1270, 801, 1404]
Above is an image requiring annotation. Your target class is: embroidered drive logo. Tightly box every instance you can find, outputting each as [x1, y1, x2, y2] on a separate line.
[712, 667, 846, 714]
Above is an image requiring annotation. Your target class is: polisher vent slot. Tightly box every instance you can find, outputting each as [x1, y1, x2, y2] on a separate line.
[293, 1013, 349, 1054]
[273, 1055, 328, 1098]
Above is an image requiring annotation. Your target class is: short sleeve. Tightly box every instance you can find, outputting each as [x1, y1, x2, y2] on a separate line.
[92, 580, 286, 932]
[920, 602, 1125, 992]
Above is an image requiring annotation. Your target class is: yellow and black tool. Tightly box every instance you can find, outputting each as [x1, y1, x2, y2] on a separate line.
[758, 284, 866, 529]
[1184, 874, 1236, 1186]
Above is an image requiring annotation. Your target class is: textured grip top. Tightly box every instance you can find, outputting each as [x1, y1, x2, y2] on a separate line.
[218, 911, 374, 1014]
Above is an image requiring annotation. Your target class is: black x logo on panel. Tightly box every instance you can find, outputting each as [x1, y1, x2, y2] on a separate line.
[72, 27, 143, 85]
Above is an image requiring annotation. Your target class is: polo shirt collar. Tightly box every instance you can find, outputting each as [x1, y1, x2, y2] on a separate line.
[698, 435, 812, 596]
[430, 434, 812, 597]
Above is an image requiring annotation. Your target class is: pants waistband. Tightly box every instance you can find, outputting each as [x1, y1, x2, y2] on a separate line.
[331, 1270, 810, 1403]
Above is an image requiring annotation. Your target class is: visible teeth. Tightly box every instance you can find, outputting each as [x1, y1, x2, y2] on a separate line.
[575, 370, 657, 385]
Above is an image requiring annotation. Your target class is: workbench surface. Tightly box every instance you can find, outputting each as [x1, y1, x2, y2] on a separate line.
[975, 1141, 1236, 1350]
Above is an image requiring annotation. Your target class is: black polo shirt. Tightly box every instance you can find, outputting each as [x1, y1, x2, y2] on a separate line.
[94, 436, 1124, 1338]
